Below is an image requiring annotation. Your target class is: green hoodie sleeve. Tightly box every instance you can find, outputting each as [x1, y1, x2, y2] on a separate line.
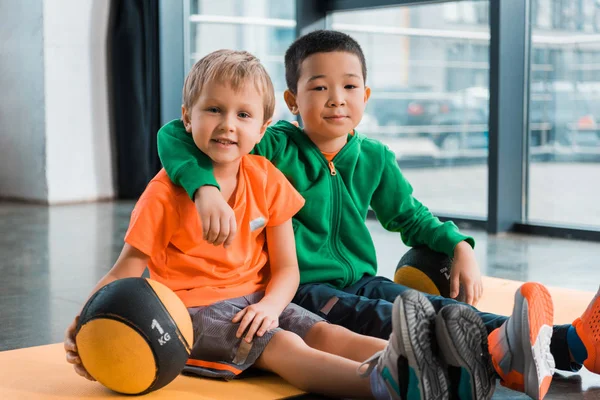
[370, 145, 475, 257]
[157, 119, 285, 199]
[157, 120, 219, 199]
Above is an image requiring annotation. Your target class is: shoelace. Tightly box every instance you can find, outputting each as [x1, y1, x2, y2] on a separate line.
[357, 350, 383, 378]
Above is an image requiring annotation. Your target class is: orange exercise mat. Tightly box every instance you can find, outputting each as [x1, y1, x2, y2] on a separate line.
[0, 343, 303, 399]
[476, 276, 595, 325]
[0, 277, 595, 399]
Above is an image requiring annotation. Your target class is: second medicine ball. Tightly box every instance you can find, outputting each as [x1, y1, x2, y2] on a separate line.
[75, 277, 193, 395]
[394, 247, 466, 302]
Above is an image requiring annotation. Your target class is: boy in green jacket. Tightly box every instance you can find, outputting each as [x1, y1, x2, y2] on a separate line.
[157, 30, 600, 399]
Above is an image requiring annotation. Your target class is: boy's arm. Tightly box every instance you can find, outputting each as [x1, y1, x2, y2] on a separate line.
[65, 244, 149, 380]
[157, 119, 285, 199]
[370, 146, 475, 256]
[157, 119, 220, 199]
[83, 245, 149, 305]
[157, 119, 286, 247]
[262, 219, 301, 310]
[232, 161, 304, 343]
[232, 218, 300, 343]
[66, 181, 178, 379]
[371, 147, 482, 304]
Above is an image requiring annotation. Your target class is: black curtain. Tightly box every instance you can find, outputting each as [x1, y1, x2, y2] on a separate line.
[109, 0, 161, 199]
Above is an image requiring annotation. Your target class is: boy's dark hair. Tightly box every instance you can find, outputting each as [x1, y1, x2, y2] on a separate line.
[284, 30, 367, 94]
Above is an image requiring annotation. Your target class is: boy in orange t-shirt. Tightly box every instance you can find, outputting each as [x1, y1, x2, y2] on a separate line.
[63, 49, 488, 399]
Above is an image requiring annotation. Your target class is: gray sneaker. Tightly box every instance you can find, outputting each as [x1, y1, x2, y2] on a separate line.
[435, 304, 496, 400]
[360, 290, 449, 400]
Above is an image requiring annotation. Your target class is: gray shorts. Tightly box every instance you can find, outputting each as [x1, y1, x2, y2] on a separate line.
[182, 292, 324, 379]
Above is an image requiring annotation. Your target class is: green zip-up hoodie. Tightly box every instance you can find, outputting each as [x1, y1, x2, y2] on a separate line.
[157, 119, 474, 289]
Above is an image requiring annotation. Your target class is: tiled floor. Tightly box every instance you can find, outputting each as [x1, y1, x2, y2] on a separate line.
[1, 200, 600, 399]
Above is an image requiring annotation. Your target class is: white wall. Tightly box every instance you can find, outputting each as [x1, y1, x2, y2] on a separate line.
[0, 0, 115, 203]
[0, 0, 48, 201]
[44, 0, 115, 204]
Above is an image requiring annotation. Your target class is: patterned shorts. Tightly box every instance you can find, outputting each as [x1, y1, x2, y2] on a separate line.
[182, 292, 325, 379]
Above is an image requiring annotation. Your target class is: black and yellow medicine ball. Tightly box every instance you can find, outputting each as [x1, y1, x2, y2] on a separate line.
[394, 247, 466, 303]
[75, 278, 193, 395]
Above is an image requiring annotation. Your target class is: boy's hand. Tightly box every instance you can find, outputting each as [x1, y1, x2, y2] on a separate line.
[232, 301, 281, 343]
[64, 316, 95, 381]
[194, 186, 237, 248]
[450, 241, 483, 306]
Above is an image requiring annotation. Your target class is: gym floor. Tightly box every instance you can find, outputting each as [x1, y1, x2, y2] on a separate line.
[1, 200, 600, 399]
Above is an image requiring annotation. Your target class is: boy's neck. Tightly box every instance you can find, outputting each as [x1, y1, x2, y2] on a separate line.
[213, 160, 241, 204]
[303, 128, 349, 154]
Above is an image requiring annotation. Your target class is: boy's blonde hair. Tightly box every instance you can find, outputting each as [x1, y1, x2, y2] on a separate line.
[183, 49, 275, 122]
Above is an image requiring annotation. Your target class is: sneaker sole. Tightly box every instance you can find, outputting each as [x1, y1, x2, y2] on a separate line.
[519, 283, 555, 400]
[435, 305, 496, 400]
[396, 291, 449, 400]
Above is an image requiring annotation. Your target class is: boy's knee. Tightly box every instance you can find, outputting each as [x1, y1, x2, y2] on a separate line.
[258, 330, 306, 369]
[270, 329, 305, 348]
[305, 322, 348, 345]
[306, 320, 328, 336]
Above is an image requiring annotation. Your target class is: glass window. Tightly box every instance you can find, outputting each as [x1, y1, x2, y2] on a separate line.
[329, 1, 490, 218]
[582, 0, 599, 32]
[187, 0, 296, 122]
[443, 2, 487, 25]
[533, 0, 553, 29]
[528, 0, 600, 228]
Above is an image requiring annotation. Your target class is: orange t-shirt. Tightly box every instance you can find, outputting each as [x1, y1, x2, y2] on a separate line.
[124, 155, 305, 308]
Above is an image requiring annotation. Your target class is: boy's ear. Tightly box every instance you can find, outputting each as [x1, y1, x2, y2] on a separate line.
[284, 90, 299, 115]
[258, 119, 272, 142]
[364, 86, 371, 103]
[181, 105, 192, 132]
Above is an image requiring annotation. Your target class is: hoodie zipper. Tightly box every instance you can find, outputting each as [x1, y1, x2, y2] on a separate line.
[328, 166, 352, 285]
[290, 125, 356, 286]
[326, 156, 355, 286]
[328, 161, 337, 175]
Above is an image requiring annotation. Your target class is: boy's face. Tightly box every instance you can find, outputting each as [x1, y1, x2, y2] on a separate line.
[182, 81, 270, 166]
[284, 51, 370, 140]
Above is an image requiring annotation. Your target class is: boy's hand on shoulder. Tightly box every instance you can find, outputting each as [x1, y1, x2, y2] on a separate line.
[64, 316, 95, 381]
[450, 241, 483, 306]
[232, 300, 281, 343]
[194, 186, 237, 248]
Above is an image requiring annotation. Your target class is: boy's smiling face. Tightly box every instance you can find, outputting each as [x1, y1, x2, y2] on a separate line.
[182, 81, 270, 167]
[284, 51, 370, 149]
